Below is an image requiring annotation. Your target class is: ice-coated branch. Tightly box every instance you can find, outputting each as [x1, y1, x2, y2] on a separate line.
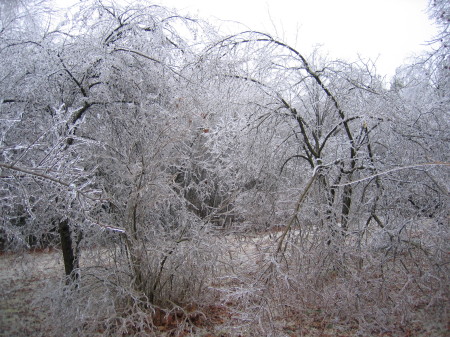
[332, 162, 450, 187]
[0, 162, 99, 201]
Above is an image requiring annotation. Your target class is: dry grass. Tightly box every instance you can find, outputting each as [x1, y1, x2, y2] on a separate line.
[0, 227, 448, 337]
[0, 250, 62, 337]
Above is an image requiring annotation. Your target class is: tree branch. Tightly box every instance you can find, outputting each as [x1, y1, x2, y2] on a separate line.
[280, 155, 313, 174]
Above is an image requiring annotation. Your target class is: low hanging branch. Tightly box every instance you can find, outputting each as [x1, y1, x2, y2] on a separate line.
[331, 162, 450, 188]
[274, 161, 449, 260]
[1, 162, 76, 190]
[0, 162, 126, 234]
[276, 165, 323, 256]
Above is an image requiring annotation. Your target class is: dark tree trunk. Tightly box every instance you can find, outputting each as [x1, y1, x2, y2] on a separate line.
[58, 219, 79, 282]
[341, 184, 352, 232]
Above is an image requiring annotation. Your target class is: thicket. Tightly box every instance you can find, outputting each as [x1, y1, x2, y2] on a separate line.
[0, 0, 448, 335]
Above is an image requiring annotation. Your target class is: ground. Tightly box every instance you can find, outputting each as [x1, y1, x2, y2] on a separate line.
[0, 247, 448, 336]
[0, 250, 60, 337]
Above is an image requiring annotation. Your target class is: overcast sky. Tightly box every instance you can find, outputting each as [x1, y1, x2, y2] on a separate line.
[158, 0, 438, 79]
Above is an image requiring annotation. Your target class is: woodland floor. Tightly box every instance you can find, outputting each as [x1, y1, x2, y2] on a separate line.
[0, 245, 448, 337]
[0, 250, 61, 337]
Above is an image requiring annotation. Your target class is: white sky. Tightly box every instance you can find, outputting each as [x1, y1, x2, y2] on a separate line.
[158, 0, 438, 79]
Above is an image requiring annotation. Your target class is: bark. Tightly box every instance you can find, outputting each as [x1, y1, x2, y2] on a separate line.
[58, 219, 79, 282]
[340, 184, 352, 232]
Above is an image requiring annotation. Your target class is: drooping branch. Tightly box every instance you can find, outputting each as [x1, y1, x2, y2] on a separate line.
[332, 162, 450, 187]
[0, 162, 126, 234]
[280, 154, 314, 173]
[276, 165, 324, 256]
[112, 47, 189, 81]
[215, 31, 358, 160]
[265, 36, 357, 160]
[1, 162, 96, 201]
[1, 162, 72, 187]
[225, 74, 319, 159]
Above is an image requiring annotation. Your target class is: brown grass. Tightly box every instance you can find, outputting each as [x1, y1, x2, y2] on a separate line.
[0, 233, 448, 337]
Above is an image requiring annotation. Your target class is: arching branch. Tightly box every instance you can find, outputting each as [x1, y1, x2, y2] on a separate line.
[280, 154, 314, 174]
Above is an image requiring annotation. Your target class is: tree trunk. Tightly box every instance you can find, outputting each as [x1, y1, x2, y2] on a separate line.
[340, 184, 352, 232]
[58, 219, 79, 283]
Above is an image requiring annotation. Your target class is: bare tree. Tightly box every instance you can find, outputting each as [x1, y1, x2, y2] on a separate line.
[203, 29, 449, 334]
